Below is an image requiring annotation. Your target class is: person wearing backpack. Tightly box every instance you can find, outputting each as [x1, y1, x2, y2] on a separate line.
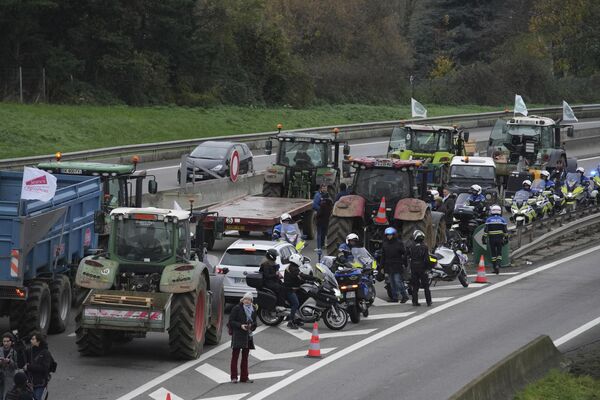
[24, 333, 53, 400]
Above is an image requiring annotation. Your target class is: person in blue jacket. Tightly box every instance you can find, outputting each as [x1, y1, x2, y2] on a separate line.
[576, 167, 590, 187]
[482, 204, 508, 274]
[312, 184, 328, 212]
[467, 184, 486, 216]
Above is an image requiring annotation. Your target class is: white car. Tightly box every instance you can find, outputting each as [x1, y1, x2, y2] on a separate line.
[218, 239, 298, 303]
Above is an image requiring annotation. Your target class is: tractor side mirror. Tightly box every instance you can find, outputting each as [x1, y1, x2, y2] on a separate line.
[265, 140, 273, 155]
[567, 126, 574, 138]
[93, 210, 105, 234]
[343, 143, 350, 156]
[463, 131, 470, 142]
[147, 179, 158, 194]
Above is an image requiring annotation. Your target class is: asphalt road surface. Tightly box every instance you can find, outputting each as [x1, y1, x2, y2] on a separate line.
[12, 238, 600, 400]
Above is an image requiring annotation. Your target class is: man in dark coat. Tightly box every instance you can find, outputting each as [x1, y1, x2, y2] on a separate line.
[380, 227, 409, 303]
[24, 333, 52, 400]
[229, 292, 257, 384]
[408, 230, 433, 307]
[439, 188, 456, 228]
[315, 191, 333, 250]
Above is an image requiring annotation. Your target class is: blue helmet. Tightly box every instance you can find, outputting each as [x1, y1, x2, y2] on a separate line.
[384, 227, 397, 235]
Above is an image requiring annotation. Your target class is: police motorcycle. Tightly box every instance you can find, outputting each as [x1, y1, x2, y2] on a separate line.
[428, 236, 469, 287]
[561, 172, 590, 211]
[246, 255, 348, 330]
[504, 189, 536, 227]
[530, 179, 553, 219]
[452, 193, 486, 251]
[327, 246, 377, 323]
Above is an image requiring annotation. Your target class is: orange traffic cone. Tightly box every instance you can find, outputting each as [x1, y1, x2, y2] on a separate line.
[474, 255, 488, 284]
[374, 196, 388, 224]
[166, 393, 172, 400]
[306, 322, 322, 358]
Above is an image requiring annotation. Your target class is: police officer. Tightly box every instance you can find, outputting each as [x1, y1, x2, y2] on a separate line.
[380, 227, 409, 303]
[272, 213, 293, 241]
[522, 179, 532, 193]
[259, 248, 283, 307]
[408, 230, 432, 307]
[482, 205, 508, 274]
[337, 233, 360, 264]
[540, 170, 555, 191]
[468, 184, 486, 216]
[576, 167, 590, 187]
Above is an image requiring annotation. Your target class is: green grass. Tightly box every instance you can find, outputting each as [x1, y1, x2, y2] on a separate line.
[0, 103, 515, 159]
[514, 369, 600, 400]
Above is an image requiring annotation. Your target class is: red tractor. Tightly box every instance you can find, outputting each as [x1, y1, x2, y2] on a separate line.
[326, 157, 446, 255]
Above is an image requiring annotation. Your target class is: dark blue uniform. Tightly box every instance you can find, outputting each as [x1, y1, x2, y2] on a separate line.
[483, 215, 508, 273]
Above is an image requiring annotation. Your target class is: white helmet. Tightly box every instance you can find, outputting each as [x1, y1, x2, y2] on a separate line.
[413, 230, 425, 242]
[577, 167, 585, 174]
[470, 184, 482, 195]
[490, 205, 502, 215]
[430, 189, 439, 198]
[288, 253, 304, 267]
[522, 179, 532, 187]
[280, 213, 293, 224]
[540, 170, 550, 179]
[346, 233, 360, 245]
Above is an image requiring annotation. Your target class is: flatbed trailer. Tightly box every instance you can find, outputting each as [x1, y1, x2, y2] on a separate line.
[201, 196, 314, 249]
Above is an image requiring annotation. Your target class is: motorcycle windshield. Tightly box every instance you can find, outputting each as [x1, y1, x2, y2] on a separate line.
[351, 247, 375, 268]
[314, 263, 339, 289]
[531, 179, 546, 194]
[565, 173, 580, 190]
[453, 193, 474, 211]
[513, 190, 531, 202]
[280, 223, 301, 244]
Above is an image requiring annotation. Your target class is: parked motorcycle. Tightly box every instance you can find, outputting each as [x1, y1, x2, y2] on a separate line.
[561, 172, 590, 211]
[505, 189, 536, 227]
[328, 247, 377, 323]
[246, 262, 348, 330]
[429, 238, 469, 287]
[530, 179, 553, 219]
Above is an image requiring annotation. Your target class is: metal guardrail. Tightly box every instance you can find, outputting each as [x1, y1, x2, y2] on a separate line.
[3, 104, 600, 170]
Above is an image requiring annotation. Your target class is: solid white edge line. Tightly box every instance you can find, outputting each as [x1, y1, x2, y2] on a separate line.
[244, 244, 600, 400]
[553, 315, 600, 347]
[115, 325, 269, 400]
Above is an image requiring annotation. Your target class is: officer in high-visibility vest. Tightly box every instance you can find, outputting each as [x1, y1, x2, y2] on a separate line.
[482, 204, 508, 274]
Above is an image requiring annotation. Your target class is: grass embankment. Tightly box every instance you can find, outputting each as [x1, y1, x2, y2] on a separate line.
[1, 103, 511, 159]
[514, 369, 600, 400]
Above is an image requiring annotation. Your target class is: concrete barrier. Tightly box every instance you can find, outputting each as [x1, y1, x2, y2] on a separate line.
[449, 335, 563, 400]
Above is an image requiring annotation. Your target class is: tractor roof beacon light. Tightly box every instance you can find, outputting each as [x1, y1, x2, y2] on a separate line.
[55, 152, 62, 162]
[333, 127, 340, 139]
[277, 123, 283, 133]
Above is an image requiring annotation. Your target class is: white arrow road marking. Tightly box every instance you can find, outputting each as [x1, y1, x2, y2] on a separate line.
[195, 363, 292, 384]
[372, 297, 453, 307]
[194, 394, 251, 400]
[149, 388, 184, 400]
[430, 283, 487, 291]
[363, 312, 415, 320]
[251, 345, 335, 360]
[278, 325, 376, 340]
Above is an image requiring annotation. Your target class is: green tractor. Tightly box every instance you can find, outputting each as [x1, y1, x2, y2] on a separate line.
[262, 126, 350, 199]
[388, 124, 470, 188]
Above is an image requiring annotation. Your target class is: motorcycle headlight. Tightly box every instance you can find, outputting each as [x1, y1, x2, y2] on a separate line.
[567, 193, 573, 198]
[451, 265, 459, 272]
[211, 164, 223, 171]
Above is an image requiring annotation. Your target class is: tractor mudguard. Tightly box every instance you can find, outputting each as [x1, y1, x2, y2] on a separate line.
[331, 195, 366, 218]
[316, 167, 338, 187]
[394, 198, 428, 221]
[75, 256, 119, 290]
[160, 261, 206, 293]
[264, 164, 285, 184]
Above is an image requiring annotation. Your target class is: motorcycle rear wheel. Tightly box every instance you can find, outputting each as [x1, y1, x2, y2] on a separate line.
[323, 307, 348, 330]
[458, 270, 469, 287]
[258, 308, 284, 326]
[349, 303, 361, 323]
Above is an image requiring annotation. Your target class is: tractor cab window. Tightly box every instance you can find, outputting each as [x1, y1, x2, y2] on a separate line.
[279, 141, 327, 168]
[410, 130, 451, 153]
[353, 168, 411, 202]
[115, 219, 173, 262]
[177, 223, 190, 259]
[389, 127, 407, 152]
[106, 178, 120, 207]
[540, 126, 554, 148]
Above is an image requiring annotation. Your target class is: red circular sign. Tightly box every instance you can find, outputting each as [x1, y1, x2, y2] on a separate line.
[230, 150, 240, 182]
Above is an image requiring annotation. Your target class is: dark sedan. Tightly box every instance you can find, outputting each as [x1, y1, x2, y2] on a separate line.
[177, 141, 253, 183]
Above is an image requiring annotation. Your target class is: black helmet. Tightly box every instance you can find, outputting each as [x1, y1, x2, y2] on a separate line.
[266, 248, 279, 261]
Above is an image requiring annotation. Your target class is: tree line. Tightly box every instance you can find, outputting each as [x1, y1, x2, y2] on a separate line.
[1, 0, 598, 106]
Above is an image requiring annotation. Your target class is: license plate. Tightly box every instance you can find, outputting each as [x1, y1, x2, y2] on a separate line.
[234, 277, 246, 284]
[345, 291, 356, 298]
[60, 168, 83, 174]
[228, 225, 246, 231]
[189, 174, 204, 179]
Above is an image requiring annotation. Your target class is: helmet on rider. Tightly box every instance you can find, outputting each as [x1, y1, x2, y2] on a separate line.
[265, 248, 279, 261]
[522, 180, 532, 190]
[280, 213, 293, 224]
[413, 230, 425, 242]
[540, 170, 550, 179]
[577, 167, 585, 175]
[384, 227, 397, 236]
[288, 253, 304, 268]
[470, 184, 482, 195]
[346, 233, 360, 247]
[490, 204, 502, 215]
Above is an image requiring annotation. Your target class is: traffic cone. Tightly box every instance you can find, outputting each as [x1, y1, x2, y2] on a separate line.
[306, 322, 322, 358]
[166, 393, 171, 400]
[374, 196, 388, 224]
[474, 255, 488, 284]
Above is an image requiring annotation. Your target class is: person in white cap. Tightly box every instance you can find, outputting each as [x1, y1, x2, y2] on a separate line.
[228, 292, 257, 384]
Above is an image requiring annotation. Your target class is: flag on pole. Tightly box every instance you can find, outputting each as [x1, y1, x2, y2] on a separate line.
[173, 201, 183, 210]
[411, 98, 427, 118]
[20, 167, 57, 202]
[562, 100, 578, 123]
[514, 94, 528, 116]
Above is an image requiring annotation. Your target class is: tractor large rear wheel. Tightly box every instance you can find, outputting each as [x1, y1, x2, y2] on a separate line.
[326, 216, 354, 256]
[49, 275, 72, 334]
[19, 281, 52, 337]
[169, 276, 209, 359]
[401, 209, 434, 248]
[262, 183, 282, 198]
[206, 276, 225, 345]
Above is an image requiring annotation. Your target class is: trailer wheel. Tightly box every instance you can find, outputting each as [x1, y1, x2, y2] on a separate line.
[49, 275, 72, 334]
[169, 276, 208, 359]
[326, 216, 354, 256]
[262, 183, 282, 197]
[76, 320, 112, 356]
[206, 275, 225, 345]
[19, 281, 51, 337]
[302, 210, 316, 240]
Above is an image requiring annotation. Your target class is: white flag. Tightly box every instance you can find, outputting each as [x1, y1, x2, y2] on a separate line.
[173, 201, 183, 210]
[562, 100, 578, 123]
[514, 94, 528, 116]
[411, 98, 428, 118]
[21, 167, 57, 202]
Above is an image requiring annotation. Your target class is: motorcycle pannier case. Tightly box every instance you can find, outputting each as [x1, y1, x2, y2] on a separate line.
[245, 273, 264, 289]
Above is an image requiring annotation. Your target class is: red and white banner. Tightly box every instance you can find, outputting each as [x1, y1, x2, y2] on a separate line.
[21, 167, 57, 202]
[84, 308, 164, 321]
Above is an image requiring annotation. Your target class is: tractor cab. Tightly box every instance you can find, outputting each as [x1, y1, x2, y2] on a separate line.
[263, 127, 350, 199]
[388, 124, 469, 164]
